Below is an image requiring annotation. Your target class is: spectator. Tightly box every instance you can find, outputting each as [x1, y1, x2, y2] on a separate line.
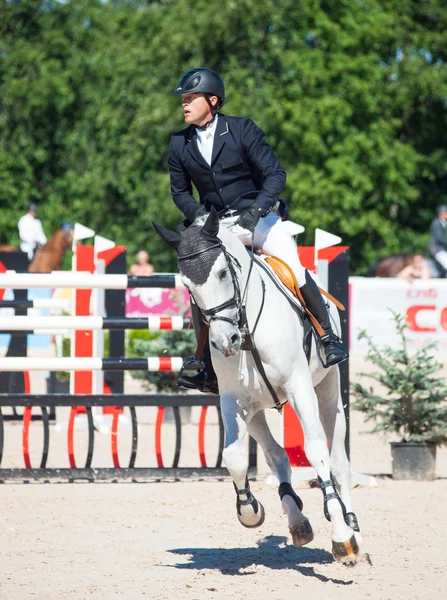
[429, 205, 447, 277]
[18, 203, 47, 260]
[395, 254, 431, 281]
[128, 250, 154, 276]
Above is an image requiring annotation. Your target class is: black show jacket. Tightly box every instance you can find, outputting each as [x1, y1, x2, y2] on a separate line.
[167, 115, 286, 223]
[429, 218, 447, 256]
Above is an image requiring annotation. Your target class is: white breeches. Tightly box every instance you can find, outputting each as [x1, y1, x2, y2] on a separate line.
[435, 250, 447, 270]
[220, 212, 307, 287]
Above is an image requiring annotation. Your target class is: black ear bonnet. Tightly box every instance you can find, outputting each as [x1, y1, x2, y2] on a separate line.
[177, 223, 223, 285]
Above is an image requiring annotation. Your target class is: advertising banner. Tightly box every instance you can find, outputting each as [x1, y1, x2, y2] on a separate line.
[349, 277, 447, 354]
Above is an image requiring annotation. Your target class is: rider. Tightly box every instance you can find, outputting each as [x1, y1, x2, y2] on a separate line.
[168, 68, 349, 392]
[429, 205, 447, 277]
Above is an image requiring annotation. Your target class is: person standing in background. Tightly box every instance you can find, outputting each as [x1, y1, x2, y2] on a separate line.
[429, 205, 447, 277]
[18, 203, 47, 260]
[128, 250, 154, 276]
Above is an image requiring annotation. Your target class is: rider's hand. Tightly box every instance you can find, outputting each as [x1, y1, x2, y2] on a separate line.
[235, 203, 263, 234]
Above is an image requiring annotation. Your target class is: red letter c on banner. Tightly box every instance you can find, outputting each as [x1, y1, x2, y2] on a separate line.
[406, 305, 436, 332]
[441, 307, 447, 332]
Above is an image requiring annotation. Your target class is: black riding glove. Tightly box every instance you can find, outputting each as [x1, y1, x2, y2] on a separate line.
[235, 203, 264, 234]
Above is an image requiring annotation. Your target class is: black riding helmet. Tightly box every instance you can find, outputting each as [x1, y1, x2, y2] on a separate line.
[172, 68, 225, 110]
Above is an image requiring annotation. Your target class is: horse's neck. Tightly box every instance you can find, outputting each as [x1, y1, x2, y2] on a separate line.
[216, 226, 296, 333]
[29, 232, 66, 272]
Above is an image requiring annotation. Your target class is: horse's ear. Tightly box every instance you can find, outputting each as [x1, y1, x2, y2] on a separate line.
[202, 207, 219, 238]
[152, 222, 181, 251]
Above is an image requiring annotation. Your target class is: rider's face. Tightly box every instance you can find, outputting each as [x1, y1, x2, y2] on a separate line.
[181, 93, 216, 126]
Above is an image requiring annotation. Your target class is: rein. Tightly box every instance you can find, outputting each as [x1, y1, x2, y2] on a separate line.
[180, 238, 283, 412]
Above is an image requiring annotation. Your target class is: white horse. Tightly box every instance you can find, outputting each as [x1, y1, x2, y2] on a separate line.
[154, 209, 363, 565]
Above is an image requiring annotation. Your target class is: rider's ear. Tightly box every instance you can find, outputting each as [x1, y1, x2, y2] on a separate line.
[202, 207, 219, 238]
[152, 222, 181, 251]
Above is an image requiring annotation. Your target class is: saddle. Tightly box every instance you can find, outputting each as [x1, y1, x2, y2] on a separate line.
[264, 256, 344, 314]
[254, 254, 345, 363]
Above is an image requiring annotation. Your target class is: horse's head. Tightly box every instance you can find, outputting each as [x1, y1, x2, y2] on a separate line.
[59, 222, 74, 249]
[154, 209, 247, 358]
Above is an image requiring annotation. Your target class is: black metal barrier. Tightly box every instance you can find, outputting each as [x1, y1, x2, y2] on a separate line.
[0, 394, 257, 481]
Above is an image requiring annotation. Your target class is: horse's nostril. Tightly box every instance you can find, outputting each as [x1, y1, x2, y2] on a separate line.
[230, 333, 239, 345]
[211, 341, 218, 350]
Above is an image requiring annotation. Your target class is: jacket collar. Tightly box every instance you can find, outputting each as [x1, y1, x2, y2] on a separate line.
[210, 115, 229, 165]
[185, 114, 229, 168]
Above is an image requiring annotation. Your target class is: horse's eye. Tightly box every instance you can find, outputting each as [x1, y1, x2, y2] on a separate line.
[219, 269, 228, 280]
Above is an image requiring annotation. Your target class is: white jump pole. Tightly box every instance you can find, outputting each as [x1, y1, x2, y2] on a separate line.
[0, 272, 128, 289]
[0, 316, 188, 331]
[0, 357, 185, 371]
[0, 272, 184, 290]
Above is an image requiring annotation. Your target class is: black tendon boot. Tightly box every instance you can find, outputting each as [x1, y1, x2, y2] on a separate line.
[299, 270, 349, 368]
[177, 302, 219, 394]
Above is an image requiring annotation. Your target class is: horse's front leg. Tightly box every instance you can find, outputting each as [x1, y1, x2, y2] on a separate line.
[285, 367, 361, 565]
[247, 410, 313, 546]
[221, 393, 265, 529]
[315, 367, 361, 534]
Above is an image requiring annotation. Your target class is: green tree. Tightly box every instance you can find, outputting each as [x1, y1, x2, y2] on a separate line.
[1, 0, 446, 273]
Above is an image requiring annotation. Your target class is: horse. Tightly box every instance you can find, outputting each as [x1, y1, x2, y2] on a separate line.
[154, 209, 364, 566]
[368, 254, 415, 277]
[28, 226, 73, 273]
[368, 253, 435, 279]
[0, 227, 73, 272]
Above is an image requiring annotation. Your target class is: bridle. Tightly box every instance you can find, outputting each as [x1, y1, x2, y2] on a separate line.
[178, 239, 249, 331]
[178, 236, 283, 412]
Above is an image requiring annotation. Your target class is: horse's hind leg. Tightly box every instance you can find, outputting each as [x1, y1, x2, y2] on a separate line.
[247, 411, 313, 546]
[314, 367, 361, 533]
[220, 394, 265, 529]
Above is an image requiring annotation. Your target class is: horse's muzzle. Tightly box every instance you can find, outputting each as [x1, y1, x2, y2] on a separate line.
[211, 331, 241, 357]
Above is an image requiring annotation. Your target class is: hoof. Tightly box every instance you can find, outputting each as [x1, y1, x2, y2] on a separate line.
[289, 518, 314, 547]
[345, 512, 360, 532]
[237, 500, 265, 529]
[332, 534, 361, 566]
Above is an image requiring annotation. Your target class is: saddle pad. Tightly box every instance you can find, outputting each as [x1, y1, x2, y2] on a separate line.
[258, 253, 345, 313]
[265, 256, 299, 298]
[251, 253, 304, 314]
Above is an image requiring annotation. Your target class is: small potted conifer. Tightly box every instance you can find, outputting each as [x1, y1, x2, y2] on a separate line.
[352, 312, 447, 480]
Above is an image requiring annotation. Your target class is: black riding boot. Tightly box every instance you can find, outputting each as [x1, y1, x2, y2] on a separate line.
[299, 271, 349, 368]
[177, 302, 219, 394]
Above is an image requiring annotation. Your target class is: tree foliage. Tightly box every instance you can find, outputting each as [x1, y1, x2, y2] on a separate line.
[1, 0, 446, 272]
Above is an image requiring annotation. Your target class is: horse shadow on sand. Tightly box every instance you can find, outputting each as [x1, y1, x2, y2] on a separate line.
[167, 535, 354, 585]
